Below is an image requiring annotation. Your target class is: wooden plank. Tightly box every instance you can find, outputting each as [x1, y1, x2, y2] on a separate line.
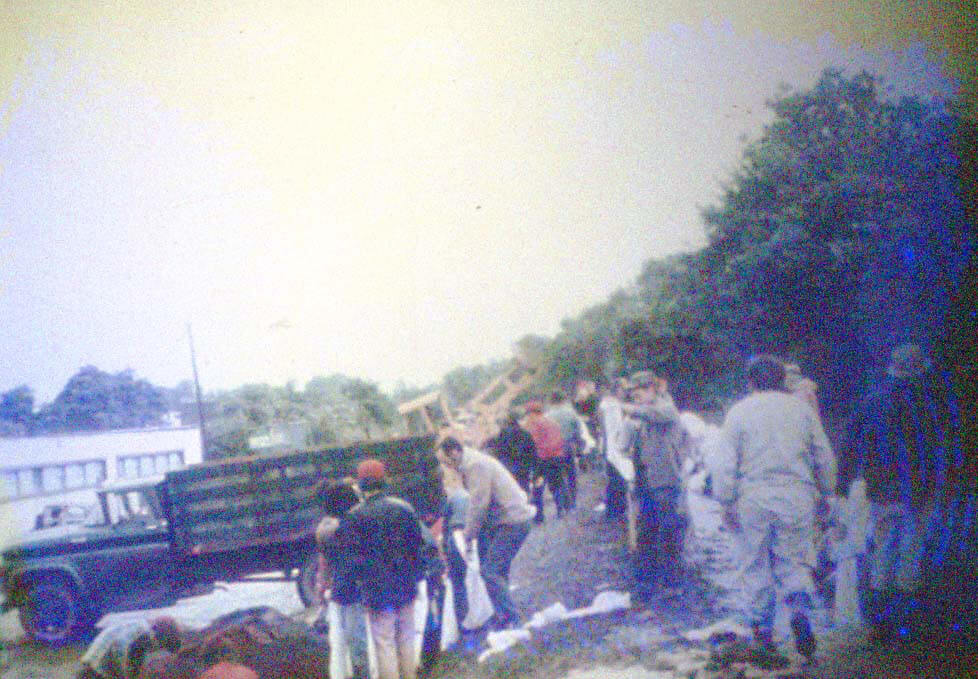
[167, 472, 323, 505]
[183, 507, 320, 538]
[177, 495, 313, 527]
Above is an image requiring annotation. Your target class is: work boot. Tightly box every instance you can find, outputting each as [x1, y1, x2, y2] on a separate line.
[790, 611, 817, 663]
[752, 624, 776, 651]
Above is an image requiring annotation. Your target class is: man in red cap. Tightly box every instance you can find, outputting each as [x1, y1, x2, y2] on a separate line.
[332, 459, 425, 679]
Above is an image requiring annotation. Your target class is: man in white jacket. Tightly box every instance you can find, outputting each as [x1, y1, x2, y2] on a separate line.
[598, 378, 633, 520]
[437, 436, 536, 630]
[713, 355, 836, 663]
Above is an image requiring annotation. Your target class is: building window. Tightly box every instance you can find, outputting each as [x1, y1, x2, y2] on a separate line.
[117, 450, 184, 479]
[17, 469, 40, 496]
[119, 457, 139, 479]
[84, 462, 105, 486]
[0, 461, 105, 500]
[1, 472, 17, 500]
[65, 463, 85, 489]
[41, 467, 64, 493]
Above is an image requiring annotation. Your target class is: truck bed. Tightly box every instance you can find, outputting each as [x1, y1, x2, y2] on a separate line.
[163, 434, 440, 555]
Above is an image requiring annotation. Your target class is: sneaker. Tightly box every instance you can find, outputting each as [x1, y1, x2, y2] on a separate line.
[790, 612, 817, 662]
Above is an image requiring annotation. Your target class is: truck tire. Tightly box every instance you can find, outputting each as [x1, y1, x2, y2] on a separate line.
[18, 577, 93, 645]
[296, 550, 321, 608]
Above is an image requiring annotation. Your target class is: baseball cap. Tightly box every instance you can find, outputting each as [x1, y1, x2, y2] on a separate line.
[356, 459, 386, 481]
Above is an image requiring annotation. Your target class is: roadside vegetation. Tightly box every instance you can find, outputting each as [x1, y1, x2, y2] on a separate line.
[0, 69, 972, 464]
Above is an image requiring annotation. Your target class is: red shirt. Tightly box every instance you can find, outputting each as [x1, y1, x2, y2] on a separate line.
[525, 415, 566, 460]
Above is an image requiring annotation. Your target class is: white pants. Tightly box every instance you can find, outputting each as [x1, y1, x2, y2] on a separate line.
[734, 495, 816, 633]
[368, 601, 418, 679]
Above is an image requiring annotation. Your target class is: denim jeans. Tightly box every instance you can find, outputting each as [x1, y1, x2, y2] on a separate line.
[479, 521, 531, 622]
[445, 531, 468, 626]
[605, 464, 627, 518]
[633, 486, 684, 586]
[533, 458, 569, 519]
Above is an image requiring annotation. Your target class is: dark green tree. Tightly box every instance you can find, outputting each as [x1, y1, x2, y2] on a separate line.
[341, 378, 396, 440]
[36, 366, 167, 432]
[441, 360, 508, 407]
[0, 385, 35, 435]
[694, 69, 972, 408]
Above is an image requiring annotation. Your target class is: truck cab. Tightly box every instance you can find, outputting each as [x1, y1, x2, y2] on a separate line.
[1, 478, 176, 644]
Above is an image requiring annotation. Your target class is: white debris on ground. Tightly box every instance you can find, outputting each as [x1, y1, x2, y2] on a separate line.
[96, 577, 305, 631]
[525, 602, 570, 629]
[477, 628, 533, 663]
[564, 590, 632, 619]
[477, 590, 632, 662]
[563, 668, 675, 679]
[680, 617, 752, 643]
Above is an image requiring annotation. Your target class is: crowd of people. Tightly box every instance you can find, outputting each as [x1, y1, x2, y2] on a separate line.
[73, 342, 963, 678]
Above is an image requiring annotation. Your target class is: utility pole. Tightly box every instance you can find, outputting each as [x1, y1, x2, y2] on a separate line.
[187, 324, 208, 455]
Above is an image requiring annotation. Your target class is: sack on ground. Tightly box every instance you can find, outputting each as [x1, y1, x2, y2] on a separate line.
[461, 542, 494, 630]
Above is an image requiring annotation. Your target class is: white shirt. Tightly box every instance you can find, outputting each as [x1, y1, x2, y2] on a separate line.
[599, 395, 634, 483]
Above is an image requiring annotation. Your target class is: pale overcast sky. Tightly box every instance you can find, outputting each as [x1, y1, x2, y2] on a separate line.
[0, 2, 967, 402]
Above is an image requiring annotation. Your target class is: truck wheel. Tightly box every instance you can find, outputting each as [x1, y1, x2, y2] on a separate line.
[296, 551, 321, 608]
[18, 578, 92, 645]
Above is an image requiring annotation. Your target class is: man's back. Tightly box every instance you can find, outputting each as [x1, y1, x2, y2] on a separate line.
[546, 403, 580, 447]
[848, 371, 959, 507]
[340, 494, 423, 610]
[490, 422, 537, 479]
[459, 447, 536, 535]
[525, 415, 565, 460]
[716, 390, 836, 507]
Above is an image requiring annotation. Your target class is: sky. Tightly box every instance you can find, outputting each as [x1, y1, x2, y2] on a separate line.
[0, 2, 970, 403]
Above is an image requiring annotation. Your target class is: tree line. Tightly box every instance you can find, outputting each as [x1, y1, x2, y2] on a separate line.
[2, 70, 973, 457]
[533, 69, 974, 422]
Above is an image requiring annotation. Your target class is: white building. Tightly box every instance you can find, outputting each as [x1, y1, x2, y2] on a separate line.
[0, 426, 202, 542]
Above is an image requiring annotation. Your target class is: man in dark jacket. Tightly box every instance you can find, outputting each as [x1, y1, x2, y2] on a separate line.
[334, 460, 424, 679]
[843, 343, 962, 637]
[315, 478, 367, 679]
[621, 371, 686, 591]
[485, 412, 537, 491]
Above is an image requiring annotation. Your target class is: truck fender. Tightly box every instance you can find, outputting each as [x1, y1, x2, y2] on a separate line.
[5, 561, 85, 607]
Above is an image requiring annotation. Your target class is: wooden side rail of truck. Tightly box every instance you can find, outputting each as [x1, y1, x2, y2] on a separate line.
[0, 434, 440, 644]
